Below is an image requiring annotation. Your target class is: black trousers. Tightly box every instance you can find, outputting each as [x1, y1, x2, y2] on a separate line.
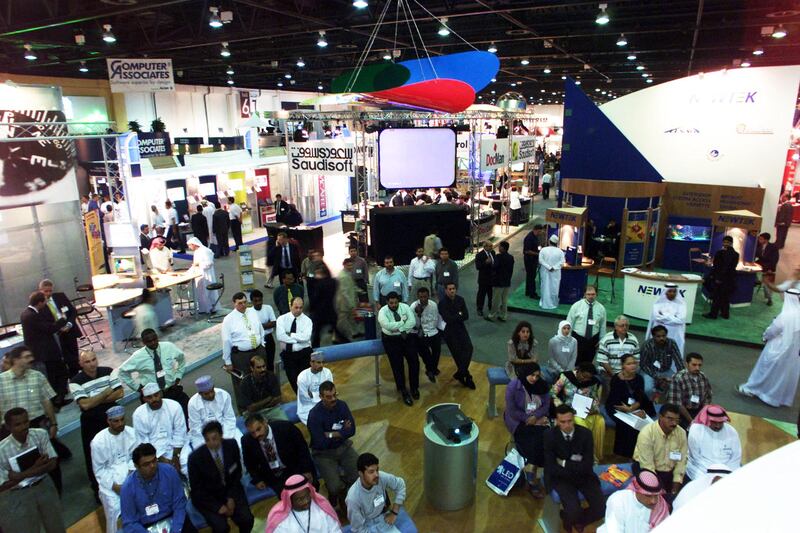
[476, 282, 493, 313]
[525, 262, 539, 297]
[215, 231, 230, 256]
[230, 219, 243, 249]
[79, 413, 107, 493]
[166, 224, 185, 252]
[416, 333, 442, 374]
[312, 315, 347, 347]
[197, 490, 254, 533]
[513, 424, 546, 467]
[776, 224, 789, 249]
[552, 476, 605, 530]
[60, 334, 80, 377]
[382, 334, 419, 393]
[264, 333, 276, 372]
[43, 359, 69, 398]
[231, 346, 267, 409]
[542, 183, 551, 200]
[442, 326, 473, 379]
[282, 346, 313, 393]
[572, 331, 599, 365]
[708, 282, 732, 318]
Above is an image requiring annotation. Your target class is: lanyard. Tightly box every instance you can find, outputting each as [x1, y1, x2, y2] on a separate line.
[291, 508, 311, 533]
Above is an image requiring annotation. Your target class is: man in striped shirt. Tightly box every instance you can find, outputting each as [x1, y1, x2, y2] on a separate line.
[69, 350, 124, 496]
[595, 315, 640, 382]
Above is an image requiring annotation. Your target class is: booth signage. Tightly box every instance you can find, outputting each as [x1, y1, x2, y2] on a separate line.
[511, 136, 537, 163]
[288, 140, 356, 175]
[240, 91, 251, 118]
[137, 132, 172, 158]
[622, 211, 648, 267]
[106, 58, 174, 93]
[318, 176, 328, 217]
[480, 138, 509, 171]
[712, 212, 761, 231]
[83, 210, 105, 275]
[456, 133, 470, 158]
[547, 211, 580, 224]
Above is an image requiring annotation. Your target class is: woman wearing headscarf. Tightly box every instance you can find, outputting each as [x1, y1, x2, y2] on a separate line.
[543, 320, 578, 382]
[504, 362, 551, 498]
[187, 237, 218, 314]
[550, 362, 605, 462]
[606, 354, 655, 458]
[600, 469, 669, 532]
[737, 288, 800, 407]
[265, 474, 342, 533]
[505, 321, 537, 379]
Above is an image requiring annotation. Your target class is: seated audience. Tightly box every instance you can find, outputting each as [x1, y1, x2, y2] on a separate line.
[666, 353, 713, 429]
[241, 413, 316, 495]
[672, 463, 732, 510]
[633, 403, 688, 499]
[187, 375, 241, 451]
[132, 383, 188, 474]
[297, 352, 333, 425]
[639, 325, 684, 398]
[346, 453, 407, 533]
[265, 474, 342, 533]
[686, 404, 741, 481]
[505, 321, 538, 380]
[240, 355, 287, 421]
[120, 443, 197, 533]
[595, 316, 639, 382]
[600, 469, 670, 532]
[543, 320, 577, 383]
[504, 363, 550, 498]
[605, 355, 655, 458]
[543, 405, 606, 532]
[550, 362, 605, 463]
[188, 421, 254, 533]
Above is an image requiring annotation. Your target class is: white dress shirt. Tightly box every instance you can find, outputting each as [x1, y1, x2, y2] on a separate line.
[221, 308, 266, 364]
[599, 490, 652, 533]
[132, 399, 187, 460]
[275, 312, 313, 352]
[296, 367, 334, 424]
[166, 207, 179, 225]
[409, 300, 442, 337]
[510, 190, 522, 210]
[253, 304, 277, 335]
[408, 256, 436, 283]
[187, 388, 241, 449]
[229, 203, 243, 221]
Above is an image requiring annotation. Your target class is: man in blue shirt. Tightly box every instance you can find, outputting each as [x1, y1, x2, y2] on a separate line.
[307, 381, 359, 511]
[373, 256, 408, 309]
[120, 443, 198, 533]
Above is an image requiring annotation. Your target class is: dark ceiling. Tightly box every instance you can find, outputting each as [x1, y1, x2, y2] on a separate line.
[1, 0, 799, 106]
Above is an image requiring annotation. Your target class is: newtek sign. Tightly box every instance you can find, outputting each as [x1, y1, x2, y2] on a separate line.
[288, 140, 356, 176]
[547, 211, 580, 225]
[107, 58, 175, 93]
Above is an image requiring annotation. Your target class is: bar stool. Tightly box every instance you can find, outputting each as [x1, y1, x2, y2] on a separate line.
[171, 268, 194, 318]
[207, 274, 225, 323]
[594, 257, 618, 303]
[120, 308, 139, 353]
[75, 301, 105, 350]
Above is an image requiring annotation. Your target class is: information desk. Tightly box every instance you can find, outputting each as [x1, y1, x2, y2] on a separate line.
[423, 407, 479, 511]
[265, 223, 324, 258]
[700, 262, 762, 307]
[559, 258, 594, 305]
[621, 269, 703, 322]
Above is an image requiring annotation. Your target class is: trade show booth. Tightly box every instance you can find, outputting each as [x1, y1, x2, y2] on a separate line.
[545, 206, 593, 304]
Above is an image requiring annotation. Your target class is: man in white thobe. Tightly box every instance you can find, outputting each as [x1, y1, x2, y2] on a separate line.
[186, 375, 242, 450]
[672, 463, 732, 510]
[296, 352, 334, 425]
[686, 405, 741, 481]
[132, 383, 187, 473]
[91, 406, 139, 533]
[646, 283, 687, 355]
[599, 469, 669, 533]
[202, 200, 216, 248]
[187, 236, 219, 314]
[539, 234, 566, 310]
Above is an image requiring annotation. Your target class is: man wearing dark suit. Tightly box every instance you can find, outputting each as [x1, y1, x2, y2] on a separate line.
[139, 224, 152, 252]
[703, 235, 739, 320]
[273, 271, 305, 316]
[268, 232, 301, 281]
[273, 194, 290, 224]
[473, 241, 494, 317]
[755, 232, 780, 306]
[403, 190, 416, 206]
[390, 190, 404, 207]
[191, 205, 210, 247]
[241, 413, 316, 495]
[188, 421, 254, 533]
[39, 279, 82, 376]
[523, 225, 544, 299]
[212, 202, 230, 257]
[543, 405, 605, 533]
[20, 290, 70, 404]
[775, 192, 793, 249]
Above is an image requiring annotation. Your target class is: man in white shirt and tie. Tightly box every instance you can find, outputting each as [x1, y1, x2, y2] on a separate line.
[221, 292, 266, 409]
[276, 297, 314, 393]
[410, 287, 443, 384]
[566, 285, 607, 364]
[407, 247, 436, 301]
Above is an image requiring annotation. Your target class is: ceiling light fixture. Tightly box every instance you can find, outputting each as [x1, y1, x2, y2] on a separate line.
[79, 61, 88, 72]
[383, 50, 392, 60]
[641, 72, 649, 77]
[596, 3, 610, 25]
[627, 53, 637, 61]
[741, 60, 751, 68]
[438, 18, 450, 37]
[284, 73, 292, 79]
[772, 24, 787, 38]
[616, 33, 628, 46]
[220, 42, 231, 57]
[561, 75, 567, 80]
[353, 0, 369, 8]
[226, 66, 234, 75]
[296, 57, 305, 67]
[23, 44, 37, 61]
[317, 31, 328, 47]
[487, 42, 497, 53]
[510, 82, 517, 87]
[543, 66, 551, 74]
[753, 47, 764, 56]
[491, 78, 496, 82]
[102, 24, 116, 43]
[209, 7, 223, 28]
[521, 58, 529, 65]
[226, 77, 234, 85]
[575, 80, 581, 85]
[636, 64, 645, 71]
[277, 81, 284, 87]
[646, 78, 653, 83]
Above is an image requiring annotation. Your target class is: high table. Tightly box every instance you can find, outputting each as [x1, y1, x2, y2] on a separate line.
[559, 258, 594, 305]
[621, 269, 703, 322]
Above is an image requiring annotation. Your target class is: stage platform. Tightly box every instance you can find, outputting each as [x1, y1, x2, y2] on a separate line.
[507, 273, 776, 348]
[66, 357, 795, 533]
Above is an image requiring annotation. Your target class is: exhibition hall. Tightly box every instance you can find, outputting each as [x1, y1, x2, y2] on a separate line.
[0, 1, 799, 532]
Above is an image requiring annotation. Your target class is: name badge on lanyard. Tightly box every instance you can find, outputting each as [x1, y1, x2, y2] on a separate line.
[373, 494, 385, 508]
[145, 503, 160, 516]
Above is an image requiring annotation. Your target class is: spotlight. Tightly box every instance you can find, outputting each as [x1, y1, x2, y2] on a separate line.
[487, 42, 497, 53]
[741, 60, 751, 68]
[521, 58, 529, 65]
[636, 64, 645, 71]
[79, 61, 88, 73]
[753, 47, 764, 56]
[277, 81, 284, 87]
[646, 78, 653, 83]
[490, 90, 495, 94]
[561, 75, 567, 80]
[575, 80, 581, 85]
[226, 77, 234, 85]
[317, 83, 324, 90]
[353, 0, 369, 7]
[543, 66, 551, 74]
[596, 3, 609, 25]
[220, 42, 231, 57]
[595, 88, 601, 92]
[23, 44, 37, 61]
[491, 78, 496, 82]
[209, 7, 223, 28]
[510, 82, 517, 87]
[438, 18, 450, 37]
[641, 73, 649, 77]
[226, 66, 234, 75]
[317, 31, 328, 47]
[102, 24, 116, 43]
[627, 54, 637, 61]
[297, 57, 305, 67]
[383, 51, 391, 60]
[616, 33, 627, 46]
[772, 24, 787, 39]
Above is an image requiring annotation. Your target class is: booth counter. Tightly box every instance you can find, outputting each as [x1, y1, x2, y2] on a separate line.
[265, 223, 325, 258]
[621, 269, 703, 322]
[479, 194, 532, 226]
[474, 210, 496, 243]
[559, 258, 594, 305]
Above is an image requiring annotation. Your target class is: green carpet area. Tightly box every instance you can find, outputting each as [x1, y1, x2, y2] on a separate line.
[507, 273, 777, 347]
[764, 417, 799, 437]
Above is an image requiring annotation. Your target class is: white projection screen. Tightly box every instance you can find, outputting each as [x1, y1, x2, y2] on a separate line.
[378, 128, 456, 189]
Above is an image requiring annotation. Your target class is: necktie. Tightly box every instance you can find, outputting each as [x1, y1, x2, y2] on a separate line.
[287, 287, 293, 306]
[243, 312, 258, 349]
[585, 302, 594, 338]
[290, 317, 297, 334]
[565, 434, 572, 442]
[283, 245, 290, 268]
[488, 252, 494, 265]
[47, 299, 59, 320]
[391, 309, 402, 322]
[152, 349, 166, 390]
[213, 450, 225, 484]
[261, 438, 281, 471]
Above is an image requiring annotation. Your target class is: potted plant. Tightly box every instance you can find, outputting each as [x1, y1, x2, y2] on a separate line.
[128, 120, 142, 133]
[151, 117, 166, 133]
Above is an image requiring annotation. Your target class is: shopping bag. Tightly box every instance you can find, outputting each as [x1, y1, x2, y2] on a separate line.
[485, 447, 526, 496]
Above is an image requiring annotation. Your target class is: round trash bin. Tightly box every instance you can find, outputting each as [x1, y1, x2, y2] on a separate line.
[423, 409, 479, 511]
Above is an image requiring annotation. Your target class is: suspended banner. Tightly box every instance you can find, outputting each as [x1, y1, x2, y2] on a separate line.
[318, 176, 328, 217]
[480, 138, 509, 171]
[288, 140, 356, 176]
[511, 135, 537, 163]
[106, 58, 175, 93]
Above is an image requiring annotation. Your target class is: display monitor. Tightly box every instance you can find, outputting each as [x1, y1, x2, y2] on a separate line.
[666, 224, 711, 241]
[112, 255, 138, 276]
[166, 187, 186, 201]
[378, 128, 456, 189]
[198, 182, 216, 197]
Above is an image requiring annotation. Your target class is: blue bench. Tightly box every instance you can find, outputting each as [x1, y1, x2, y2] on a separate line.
[538, 463, 633, 533]
[276, 339, 386, 387]
[487, 367, 511, 418]
[187, 471, 277, 529]
[341, 507, 418, 533]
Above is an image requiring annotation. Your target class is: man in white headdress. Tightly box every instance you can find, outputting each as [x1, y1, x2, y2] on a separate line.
[132, 383, 188, 473]
[538, 234, 566, 310]
[646, 282, 687, 355]
[187, 237, 219, 314]
[685, 404, 740, 482]
[672, 463, 732, 510]
[91, 405, 139, 533]
[187, 375, 242, 451]
[737, 287, 800, 407]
